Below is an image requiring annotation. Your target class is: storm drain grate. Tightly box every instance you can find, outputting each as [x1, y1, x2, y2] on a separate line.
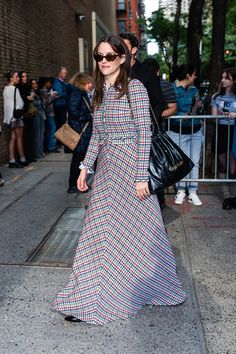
[26, 207, 86, 267]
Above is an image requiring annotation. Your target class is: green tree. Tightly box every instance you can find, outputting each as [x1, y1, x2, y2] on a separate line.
[225, 0, 236, 65]
[173, 0, 182, 66]
[146, 8, 187, 74]
[186, 0, 205, 83]
[209, 0, 229, 95]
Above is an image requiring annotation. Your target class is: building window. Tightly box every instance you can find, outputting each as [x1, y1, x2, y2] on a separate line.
[117, 20, 126, 33]
[117, 0, 126, 11]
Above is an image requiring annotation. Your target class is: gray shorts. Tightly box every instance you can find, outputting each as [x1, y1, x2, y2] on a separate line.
[10, 119, 24, 128]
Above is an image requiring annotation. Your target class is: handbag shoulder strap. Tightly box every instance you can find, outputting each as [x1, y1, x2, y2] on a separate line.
[79, 95, 92, 136]
[126, 89, 160, 131]
[80, 122, 89, 136]
[14, 87, 17, 110]
[82, 96, 91, 112]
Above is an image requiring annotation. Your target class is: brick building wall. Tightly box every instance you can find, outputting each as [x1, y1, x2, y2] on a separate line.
[0, 0, 115, 165]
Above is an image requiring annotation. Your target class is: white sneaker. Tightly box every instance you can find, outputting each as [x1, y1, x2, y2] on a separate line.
[175, 191, 186, 205]
[188, 192, 202, 206]
[0, 177, 4, 187]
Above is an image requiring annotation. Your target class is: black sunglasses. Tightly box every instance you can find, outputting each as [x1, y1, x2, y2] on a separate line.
[94, 53, 120, 62]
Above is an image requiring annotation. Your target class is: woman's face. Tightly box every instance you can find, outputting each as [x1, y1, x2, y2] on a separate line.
[11, 72, 19, 85]
[31, 80, 38, 91]
[221, 72, 234, 90]
[45, 80, 52, 89]
[21, 72, 28, 84]
[83, 82, 92, 93]
[96, 42, 125, 81]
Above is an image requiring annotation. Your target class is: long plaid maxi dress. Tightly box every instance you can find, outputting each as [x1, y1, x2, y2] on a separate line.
[52, 79, 186, 325]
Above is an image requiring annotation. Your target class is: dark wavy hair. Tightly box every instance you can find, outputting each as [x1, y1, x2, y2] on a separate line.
[172, 64, 196, 81]
[4, 71, 18, 83]
[18, 71, 28, 85]
[119, 32, 139, 49]
[215, 68, 236, 97]
[92, 34, 131, 107]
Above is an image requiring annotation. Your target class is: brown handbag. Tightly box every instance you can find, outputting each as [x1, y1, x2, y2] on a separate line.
[54, 122, 89, 151]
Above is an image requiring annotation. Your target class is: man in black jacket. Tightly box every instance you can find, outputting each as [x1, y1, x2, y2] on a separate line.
[119, 32, 165, 124]
[119, 32, 167, 209]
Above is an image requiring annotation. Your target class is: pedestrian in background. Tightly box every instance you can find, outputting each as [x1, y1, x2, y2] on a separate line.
[169, 64, 203, 206]
[29, 79, 45, 159]
[119, 32, 167, 209]
[142, 57, 177, 209]
[3, 71, 26, 168]
[66, 72, 93, 194]
[211, 68, 236, 210]
[18, 71, 35, 163]
[40, 77, 59, 153]
[52, 34, 185, 325]
[53, 66, 68, 133]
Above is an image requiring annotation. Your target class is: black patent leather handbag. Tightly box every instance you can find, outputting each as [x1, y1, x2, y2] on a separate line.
[148, 105, 194, 193]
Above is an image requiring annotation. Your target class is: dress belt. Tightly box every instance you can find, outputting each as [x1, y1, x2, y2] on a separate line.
[98, 133, 136, 145]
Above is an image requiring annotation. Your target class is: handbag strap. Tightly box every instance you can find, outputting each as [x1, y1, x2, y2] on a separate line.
[14, 87, 17, 110]
[80, 121, 89, 136]
[148, 103, 160, 131]
[80, 95, 91, 135]
[82, 96, 92, 112]
[126, 90, 160, 132]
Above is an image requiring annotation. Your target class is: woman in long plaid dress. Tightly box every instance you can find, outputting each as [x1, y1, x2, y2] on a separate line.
[52, 35, 186, 325]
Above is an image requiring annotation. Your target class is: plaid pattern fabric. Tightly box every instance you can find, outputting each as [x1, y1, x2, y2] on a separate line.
[52, 80, 186, 325]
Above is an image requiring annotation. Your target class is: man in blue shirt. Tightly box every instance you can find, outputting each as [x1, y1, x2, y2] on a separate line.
[53, 66, 68, 134]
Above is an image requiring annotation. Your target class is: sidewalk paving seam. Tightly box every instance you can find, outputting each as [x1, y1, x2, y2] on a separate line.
[0, 171, 52, 216]
[0, 263, 69, 269]
[180, 216, 209, 354]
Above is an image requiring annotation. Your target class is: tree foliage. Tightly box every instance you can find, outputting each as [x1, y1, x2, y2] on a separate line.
[143, 0, 236, 81]
[146, 8, 187, 73]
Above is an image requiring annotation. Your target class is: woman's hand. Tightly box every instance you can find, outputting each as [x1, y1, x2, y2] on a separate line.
[135, 181, 150, 200]
[77, 168, 89, 192]
[229, 111, 236, 119]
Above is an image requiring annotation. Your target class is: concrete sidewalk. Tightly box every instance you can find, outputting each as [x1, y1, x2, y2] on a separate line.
[0, 151, 235, 354]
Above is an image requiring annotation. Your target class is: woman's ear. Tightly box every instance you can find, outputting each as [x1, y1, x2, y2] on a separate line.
[120, 55, 126, 65]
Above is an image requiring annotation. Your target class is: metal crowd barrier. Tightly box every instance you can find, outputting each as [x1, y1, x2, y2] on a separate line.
[165, 115, 236, 183]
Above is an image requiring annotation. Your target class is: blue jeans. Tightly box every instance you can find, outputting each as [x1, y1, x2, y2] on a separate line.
[44, 116, 56, 151]
[168, 129, 203, 193]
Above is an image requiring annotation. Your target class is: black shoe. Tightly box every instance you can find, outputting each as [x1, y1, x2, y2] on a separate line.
[0, 177, 5, 186]
[65, 316, 82, 323]
[222, 198, 232, 210]
[27, 157, 37, 163]
[20, 160, 29, 167]
[8, 161, 24, 168]
[230, 197, 236, 209]
[67, 186, 80, 194]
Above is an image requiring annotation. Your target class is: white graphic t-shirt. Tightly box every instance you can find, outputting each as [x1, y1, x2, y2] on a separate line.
[211, 92, 236, 125]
